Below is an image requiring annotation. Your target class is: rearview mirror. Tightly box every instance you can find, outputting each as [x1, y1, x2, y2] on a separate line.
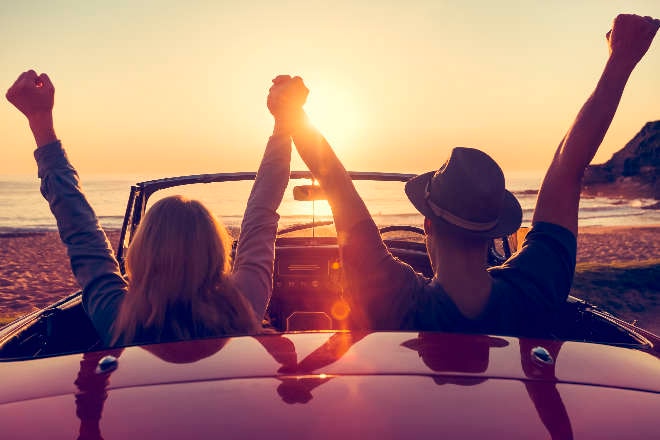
[293, 185, 327, 201]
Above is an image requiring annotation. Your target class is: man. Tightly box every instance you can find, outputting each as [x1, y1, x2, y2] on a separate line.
[269, 14, 659, 335]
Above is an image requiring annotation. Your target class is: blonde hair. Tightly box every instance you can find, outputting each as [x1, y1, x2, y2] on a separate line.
[112, 195, 261, 345]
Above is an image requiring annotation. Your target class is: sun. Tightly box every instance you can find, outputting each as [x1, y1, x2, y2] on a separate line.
[302, 81, 364, 156]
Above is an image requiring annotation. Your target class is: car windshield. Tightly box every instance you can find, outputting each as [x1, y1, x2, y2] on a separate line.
[143, 177, 427, 240]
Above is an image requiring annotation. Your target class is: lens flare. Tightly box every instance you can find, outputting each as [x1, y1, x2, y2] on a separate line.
[331, 299, 351, 321]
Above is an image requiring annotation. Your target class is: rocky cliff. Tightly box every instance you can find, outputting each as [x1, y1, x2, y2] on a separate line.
[583, 120, 660, 201]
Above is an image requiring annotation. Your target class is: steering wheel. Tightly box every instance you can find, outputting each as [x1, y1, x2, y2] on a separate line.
[379, 225, 427, 252]
[277, 220, 334, 236]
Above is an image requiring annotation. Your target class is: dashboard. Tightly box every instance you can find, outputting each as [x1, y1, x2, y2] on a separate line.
[268, 236, 432, 331]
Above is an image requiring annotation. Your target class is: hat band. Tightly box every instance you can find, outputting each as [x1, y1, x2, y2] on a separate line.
[424, 190, 498, 232]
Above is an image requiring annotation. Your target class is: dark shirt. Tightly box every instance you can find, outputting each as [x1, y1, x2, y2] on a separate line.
[340, 219, 576, 336]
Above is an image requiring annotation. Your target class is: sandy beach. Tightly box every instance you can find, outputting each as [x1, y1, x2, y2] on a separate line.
[1, 226, 659, 326]
[574, 225, 660, 264]
[0, 230, 121, 316]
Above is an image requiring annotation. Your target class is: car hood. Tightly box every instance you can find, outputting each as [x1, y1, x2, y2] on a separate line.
[1, 332, 659, 438]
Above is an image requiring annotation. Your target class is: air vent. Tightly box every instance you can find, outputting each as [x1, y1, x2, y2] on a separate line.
[288, 264, 321, 271]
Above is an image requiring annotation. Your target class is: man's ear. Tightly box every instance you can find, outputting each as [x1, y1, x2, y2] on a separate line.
[423, 218, 432, 235]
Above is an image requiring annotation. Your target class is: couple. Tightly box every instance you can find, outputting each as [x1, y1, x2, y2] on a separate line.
[7, 14, 658, 346]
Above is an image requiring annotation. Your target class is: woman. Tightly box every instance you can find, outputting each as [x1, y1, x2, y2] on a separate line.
[6, 71, 295, 346]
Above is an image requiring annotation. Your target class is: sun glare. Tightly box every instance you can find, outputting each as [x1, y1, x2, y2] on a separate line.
[303, 81, 363, 157]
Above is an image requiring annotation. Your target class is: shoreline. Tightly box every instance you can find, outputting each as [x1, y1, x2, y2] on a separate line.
[2, 222, 659, 234]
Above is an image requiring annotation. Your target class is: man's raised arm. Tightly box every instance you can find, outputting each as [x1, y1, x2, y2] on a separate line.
[268, 76, 372, 235]
[533, 14, 659, 236]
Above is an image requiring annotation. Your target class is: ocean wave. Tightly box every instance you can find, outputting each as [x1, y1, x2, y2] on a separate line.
[578, 212, 645, 220]
[512, 189, 539, 196]
[0, 226, 58, 235]
[97, 215, 125, 221]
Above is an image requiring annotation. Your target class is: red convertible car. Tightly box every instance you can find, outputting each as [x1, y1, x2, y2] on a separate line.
[1, 172, 659, 439]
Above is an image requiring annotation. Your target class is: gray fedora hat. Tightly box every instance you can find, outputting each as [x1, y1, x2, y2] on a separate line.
[405, 147, 522, 239]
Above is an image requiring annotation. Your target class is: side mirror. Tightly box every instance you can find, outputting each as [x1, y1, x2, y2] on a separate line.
[510, 226, 530, 254]
[489, 226, 530, 266]
[293, 185, 327, 201]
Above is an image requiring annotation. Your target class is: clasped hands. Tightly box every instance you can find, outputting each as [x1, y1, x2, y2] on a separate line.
[267, 75, 309, 136]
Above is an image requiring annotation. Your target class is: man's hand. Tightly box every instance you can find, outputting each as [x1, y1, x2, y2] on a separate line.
[606, 14, 660, 68]
[533, 14, 658, 235]
[267, 75, 308, 136]
[6, 70, 57, 147]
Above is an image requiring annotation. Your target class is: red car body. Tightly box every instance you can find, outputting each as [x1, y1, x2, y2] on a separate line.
[1, 331, 659, 439]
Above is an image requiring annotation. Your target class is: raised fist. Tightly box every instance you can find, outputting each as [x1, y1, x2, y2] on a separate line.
[6, 70, 54, 120]
[606, 14, 660, 66]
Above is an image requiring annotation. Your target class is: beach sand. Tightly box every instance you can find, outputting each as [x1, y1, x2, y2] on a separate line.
[574, 225, 660, 264]
[0, 231, 121, 316]
[1, 226, 659, 332]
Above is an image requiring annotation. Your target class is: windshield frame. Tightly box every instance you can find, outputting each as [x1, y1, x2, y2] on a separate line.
[117, 171, 416, 271]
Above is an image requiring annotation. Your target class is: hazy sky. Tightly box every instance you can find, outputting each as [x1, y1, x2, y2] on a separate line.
[1, 0, 659, 177]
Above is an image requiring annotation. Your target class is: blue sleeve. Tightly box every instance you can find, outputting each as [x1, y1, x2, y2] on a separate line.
[489, 222, 577, 312]
[35, 141, 127, 345]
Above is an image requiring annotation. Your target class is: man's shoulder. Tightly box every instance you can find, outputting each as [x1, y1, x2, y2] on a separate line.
[495, 221, 577, 269]
[526, 221, 576, 242]
[486, 221, 577, 313]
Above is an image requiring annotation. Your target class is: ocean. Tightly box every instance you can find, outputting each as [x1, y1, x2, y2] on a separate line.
[1, 171, 659, 234]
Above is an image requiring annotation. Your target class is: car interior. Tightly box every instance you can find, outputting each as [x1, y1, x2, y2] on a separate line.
[0, 232, 651, 361]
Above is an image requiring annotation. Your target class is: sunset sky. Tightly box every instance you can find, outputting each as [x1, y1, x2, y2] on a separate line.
[1, 0, 659, 177]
